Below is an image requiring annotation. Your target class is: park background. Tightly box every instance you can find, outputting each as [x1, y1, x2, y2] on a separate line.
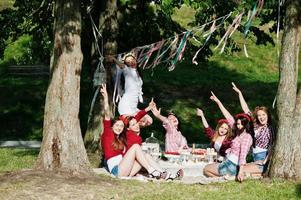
[0, 0, 300, 199]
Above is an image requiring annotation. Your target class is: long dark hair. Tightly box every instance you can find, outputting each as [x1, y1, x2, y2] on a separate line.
[234, 114, 255, 148]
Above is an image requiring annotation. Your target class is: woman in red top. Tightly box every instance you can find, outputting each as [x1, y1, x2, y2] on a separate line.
[100, 84, 165, 178]
[196, 108, 233, 157]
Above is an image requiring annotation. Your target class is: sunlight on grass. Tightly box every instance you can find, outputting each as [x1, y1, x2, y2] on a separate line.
[109, 178, 300, 200]
[0, 148, 38, 172]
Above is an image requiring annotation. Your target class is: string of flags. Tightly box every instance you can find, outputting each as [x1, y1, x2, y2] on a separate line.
[107, 1, 266, 71]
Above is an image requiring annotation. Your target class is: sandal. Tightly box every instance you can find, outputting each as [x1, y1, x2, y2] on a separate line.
[148, 169, 162, 179]
[165, 169, 184, 181]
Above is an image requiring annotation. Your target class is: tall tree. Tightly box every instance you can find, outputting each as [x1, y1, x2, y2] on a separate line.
[270, 0, 301, 180]
[84, 0, 119, 153]
[36, 0, 91, 174]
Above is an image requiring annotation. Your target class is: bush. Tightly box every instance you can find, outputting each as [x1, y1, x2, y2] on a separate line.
[3, 34, 35, 65]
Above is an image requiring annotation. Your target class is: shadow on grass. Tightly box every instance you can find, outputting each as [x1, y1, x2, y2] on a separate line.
[296, 184, 301, 198]
[10, 148, 40, 157]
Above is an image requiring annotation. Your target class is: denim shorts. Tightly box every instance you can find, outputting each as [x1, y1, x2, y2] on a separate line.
[218, 159, 238, 176]
[253, 151, 268, 172]
[103, 160, 119, 177]
[111, 165, 119, 176]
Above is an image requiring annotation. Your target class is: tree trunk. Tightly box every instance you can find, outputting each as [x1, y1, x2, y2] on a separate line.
[36, 0, 91, 174]
[269, 0, 301, 180]
[84, 0, 119, 153]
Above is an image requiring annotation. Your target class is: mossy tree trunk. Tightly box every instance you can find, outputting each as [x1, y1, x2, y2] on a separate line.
[36, 0, 91, 174]
[270, 0, 301, 180]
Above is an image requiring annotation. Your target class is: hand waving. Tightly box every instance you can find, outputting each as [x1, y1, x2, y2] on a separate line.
[196, 108, 204, 117]
[210, 91, 220, 103]
[232, 82, 241, 94]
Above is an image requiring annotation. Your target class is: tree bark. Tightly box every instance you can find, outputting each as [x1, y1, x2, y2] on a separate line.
[270, 0, 301, 180]
[84, 0, 119, 153]
[36, 0, 91, 174]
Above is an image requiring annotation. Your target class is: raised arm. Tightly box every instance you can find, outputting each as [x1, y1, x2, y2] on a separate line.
[107, 55, 125, 69]
[100, 84, 111, 120]
[232, 82, 251, 114]
[196, 108, 209, 128]
[151, 105, 167, 122]
[134, 98, 155, 121]
[210, 91, 234, 123]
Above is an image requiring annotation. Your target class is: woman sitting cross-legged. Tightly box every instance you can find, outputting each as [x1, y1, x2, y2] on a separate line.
[100, 84, 166, 179]
[151, 104, 189, 153]
[196, 108, 233, 158]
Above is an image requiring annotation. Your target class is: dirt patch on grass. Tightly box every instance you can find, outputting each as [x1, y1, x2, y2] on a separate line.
[0, 170, 122, 200]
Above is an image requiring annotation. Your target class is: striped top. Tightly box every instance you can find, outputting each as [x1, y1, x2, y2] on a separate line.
[163, 119, 188, 152]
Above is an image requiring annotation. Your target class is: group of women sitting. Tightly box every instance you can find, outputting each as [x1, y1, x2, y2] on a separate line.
[101, 53, 274, 182]
[198, 83, 274, 181]
[100, 84, 183, 180]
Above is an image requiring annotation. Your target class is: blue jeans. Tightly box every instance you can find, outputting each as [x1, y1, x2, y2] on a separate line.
[253, 151, 267, 161]
[253, 151, 268, 172]
[218, 159, 238, 176]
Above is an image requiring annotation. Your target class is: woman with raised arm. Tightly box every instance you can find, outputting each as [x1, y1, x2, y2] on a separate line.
[100, 84, 166, 178]
[196, 108, 233, 157]
[109, 53, 152, 127]
[151, 104, 189, 153]
[203, 113, 254, 182]
[232, 82, 275, 176]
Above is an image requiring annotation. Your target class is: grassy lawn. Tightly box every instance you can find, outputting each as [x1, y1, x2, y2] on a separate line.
[0, 148, 38, 172]
[0, 148, 300, 200]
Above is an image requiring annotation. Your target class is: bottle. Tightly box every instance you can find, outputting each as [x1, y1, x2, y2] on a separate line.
[192, 143, 195, 154]
[145, 132, 160, 153]
[145, 132, 159, 143]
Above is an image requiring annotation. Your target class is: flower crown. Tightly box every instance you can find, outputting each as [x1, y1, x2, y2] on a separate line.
[118, 115, 129, 126]
[217, 119, 230, 125]
[235, 113, 252, 122]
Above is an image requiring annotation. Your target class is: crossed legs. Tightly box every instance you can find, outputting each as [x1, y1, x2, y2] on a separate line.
[118, 144, 160, 177]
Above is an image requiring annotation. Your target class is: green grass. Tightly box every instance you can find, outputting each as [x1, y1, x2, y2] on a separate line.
[0, 147, 300, 199]
[118, 179, 301, 200]
[0, 148, 38, 172]
[0, 77, 47, 140]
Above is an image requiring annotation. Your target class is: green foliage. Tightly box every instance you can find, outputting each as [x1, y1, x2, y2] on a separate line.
[0, 0, 53, 64]
[3, 34, 34, 65]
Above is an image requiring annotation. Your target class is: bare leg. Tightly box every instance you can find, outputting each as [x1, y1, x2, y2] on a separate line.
[144, 153, 163, 172]
[242, 163, 263, 177]
[129, 161, 143, 177]
[203, 163, 220, 177]
[118, 144, 152, 177]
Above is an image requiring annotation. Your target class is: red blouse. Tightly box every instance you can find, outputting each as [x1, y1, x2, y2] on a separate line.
[101, 119, 124, 160]
[125, 109, 147, 150]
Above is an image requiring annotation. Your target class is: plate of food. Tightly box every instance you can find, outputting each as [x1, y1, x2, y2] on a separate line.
[193, 148, 207, 155]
